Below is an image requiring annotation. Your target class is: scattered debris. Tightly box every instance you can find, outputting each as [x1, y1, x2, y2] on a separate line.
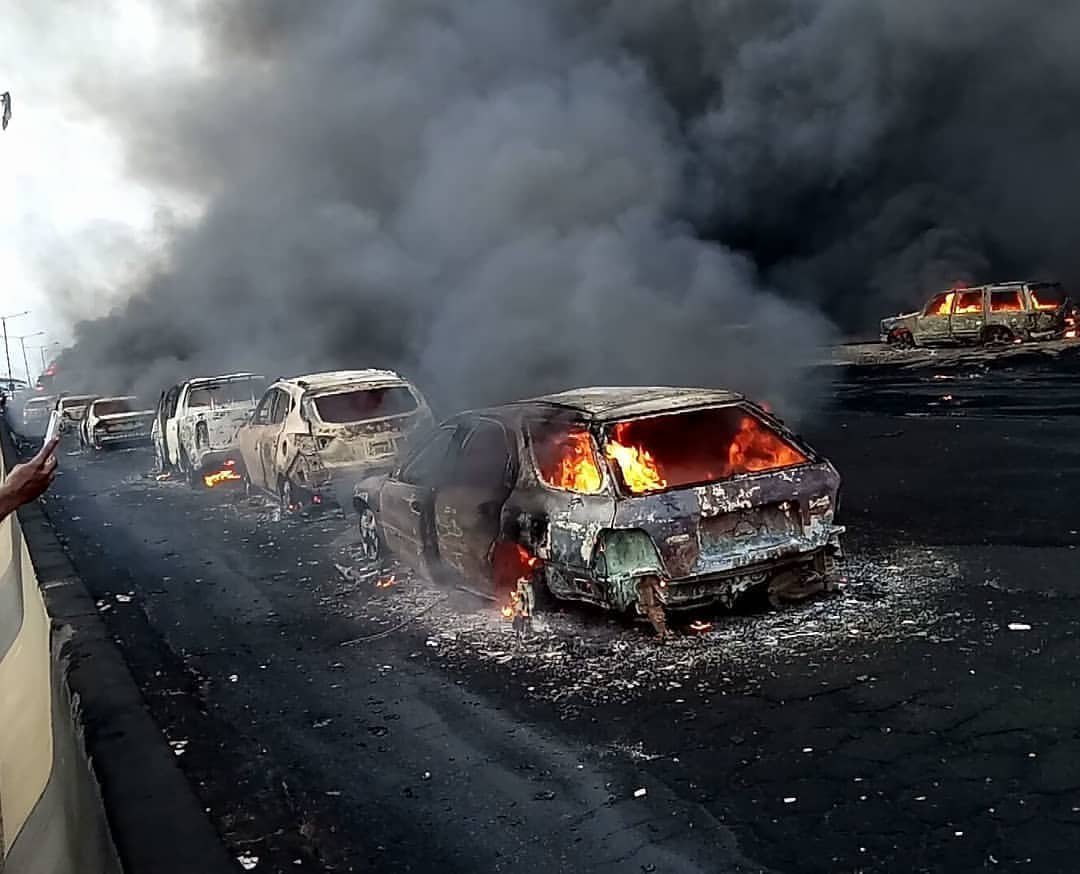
[633, 787, 648, 798]
[1008, 622, 1032, 631]
[237, 853, 259, 871]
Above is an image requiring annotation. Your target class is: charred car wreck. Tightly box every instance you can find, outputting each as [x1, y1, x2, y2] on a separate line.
[237, 369, 433, 511]
[353, 387, 844, 636]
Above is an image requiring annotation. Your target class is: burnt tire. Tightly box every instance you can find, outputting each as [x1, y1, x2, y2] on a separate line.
[356, 505, 381, 563]
[279, 478, 300, 515]
[887, 329, 915, 348]
[981, 325, 1013, 346]
[180, 449, 200, 488]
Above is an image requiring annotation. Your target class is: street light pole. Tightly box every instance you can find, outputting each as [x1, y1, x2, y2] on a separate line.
[13, 332, 44, 386]
[0, 311, 29, 392]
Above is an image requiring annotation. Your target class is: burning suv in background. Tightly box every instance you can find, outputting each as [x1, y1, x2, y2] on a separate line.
[80, 396, 155, 450]
[880, 281, 1075, 347]
[152, 373, 266, 486]
[236, 369, 432, 511]
[352, 386, 844, 635]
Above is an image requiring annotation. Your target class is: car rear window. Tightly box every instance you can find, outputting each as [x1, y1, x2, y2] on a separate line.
[188, 378, 266, 407]
[94, 399, 137, 416]
[602, 406, 809, 495]
[1030, 283, 1066, 310]
[312, 386, 417, 423]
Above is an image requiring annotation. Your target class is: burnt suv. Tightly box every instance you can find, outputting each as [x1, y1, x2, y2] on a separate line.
[880, 281, 1074, 347]
[353, 386, 844, 633]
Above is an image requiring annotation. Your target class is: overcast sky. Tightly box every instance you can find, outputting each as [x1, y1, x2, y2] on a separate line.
[0, 1, 198, 378]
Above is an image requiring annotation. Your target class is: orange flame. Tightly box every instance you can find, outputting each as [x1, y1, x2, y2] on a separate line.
[542, 429, 602, 493]
[605, 422, 667, 494]
[727, 416, 807, 474]
[204, 468, 242, 488]
[689, 620, 713, 634]
[1032, 293, 1059, 311]
[375, 574, 396, 589]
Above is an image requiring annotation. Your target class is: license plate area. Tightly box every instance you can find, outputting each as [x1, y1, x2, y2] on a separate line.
[699, 502, 799, 553]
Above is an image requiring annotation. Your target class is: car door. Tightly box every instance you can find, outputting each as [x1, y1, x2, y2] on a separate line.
[238, 390, 276, 489]
[948, 288, 986, 341]
[433, 419, 516, 595]
[378, 425, 461, 577]
[258, 389, 292, 490]
[163, 385, 184, 465]
[914, 292, 954, 344]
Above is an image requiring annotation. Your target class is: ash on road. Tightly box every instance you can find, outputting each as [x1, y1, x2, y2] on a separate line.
[30, 358, 1080, 872]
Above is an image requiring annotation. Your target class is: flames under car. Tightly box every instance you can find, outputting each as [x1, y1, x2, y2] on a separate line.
[356, 387, 844, 630]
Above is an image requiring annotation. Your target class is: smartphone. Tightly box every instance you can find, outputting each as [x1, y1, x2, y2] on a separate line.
[44, 410, 62, 445]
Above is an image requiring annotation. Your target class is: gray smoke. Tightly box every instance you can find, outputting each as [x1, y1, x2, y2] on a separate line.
[55, 0, 1080, 416]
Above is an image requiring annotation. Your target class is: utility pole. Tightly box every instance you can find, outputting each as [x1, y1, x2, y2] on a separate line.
[0, 311, 29, 393]
[14, 332, 44, 386]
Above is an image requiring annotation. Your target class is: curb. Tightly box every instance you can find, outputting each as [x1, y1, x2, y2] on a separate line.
[3, 426, 236, 874]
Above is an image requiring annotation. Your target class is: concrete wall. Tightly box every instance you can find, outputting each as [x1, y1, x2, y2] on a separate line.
[0, 453, 120, 873]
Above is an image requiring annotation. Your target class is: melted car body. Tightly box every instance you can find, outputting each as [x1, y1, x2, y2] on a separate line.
[880, 281, 1074, 347]
[81, 396, 155, 449]
[153, 373, 266, 482]
[236, 369, 433, 510]
[355, 387, 844, 620]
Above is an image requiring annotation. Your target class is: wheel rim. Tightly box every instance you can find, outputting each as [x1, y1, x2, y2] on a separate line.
[358, 509, 379, 560]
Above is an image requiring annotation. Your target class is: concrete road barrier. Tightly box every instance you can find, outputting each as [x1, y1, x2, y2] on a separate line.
[0, 424, 233, 874]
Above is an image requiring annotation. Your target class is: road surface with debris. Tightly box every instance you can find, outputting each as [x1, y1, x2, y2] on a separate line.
[32, 357, 1080, 873]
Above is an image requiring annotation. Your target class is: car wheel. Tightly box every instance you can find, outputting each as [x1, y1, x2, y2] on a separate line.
[982, 325, 1013, 345]
[888, 329, 915, 348]
[180, 449, 199, 487]
[357, 505, 381, 562]
[279, 478, 299, 514]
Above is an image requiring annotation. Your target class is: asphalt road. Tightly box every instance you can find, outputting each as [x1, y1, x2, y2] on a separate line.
[23, 355, 1080, 873]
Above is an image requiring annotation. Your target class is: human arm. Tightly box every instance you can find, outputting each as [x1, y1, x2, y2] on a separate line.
[0, 438, 59, 522]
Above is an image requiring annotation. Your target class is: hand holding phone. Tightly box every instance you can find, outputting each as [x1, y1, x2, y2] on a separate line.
[44, 410, 62, 445]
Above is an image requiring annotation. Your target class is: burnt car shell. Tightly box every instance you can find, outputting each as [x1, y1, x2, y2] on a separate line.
[516, 388, 842, 612]
[360, 386, 843, 616]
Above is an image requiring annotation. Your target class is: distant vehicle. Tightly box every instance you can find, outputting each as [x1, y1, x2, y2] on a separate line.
[152, 373, 266, 485]
[880, 281, 1075, 347]
[53, 394, 98, 435]
[18, 395, 56, 438]
[236, 369, 432, 512]
[80, 396, 155, 450]
[351, 386, 844, 634]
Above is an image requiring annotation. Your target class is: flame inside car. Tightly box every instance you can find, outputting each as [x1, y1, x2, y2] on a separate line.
[375, 574, 396, 589]
[536, 428, 603, 493]
[604, 423, 667, 493]
[601, 409, 809, 496]
[203, 459, 242, 488]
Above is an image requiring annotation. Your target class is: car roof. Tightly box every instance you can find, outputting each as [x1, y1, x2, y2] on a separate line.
[277, 369, 410, 391]
[59, 394, 98, 403]
[185, 372, 263, 388]
[25, 396, 55, 405]
[465, 386, 746, 423]
[93, 395, 138, 404]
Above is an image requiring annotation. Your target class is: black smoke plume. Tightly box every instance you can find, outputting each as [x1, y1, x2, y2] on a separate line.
[54, 0, 1080, 415]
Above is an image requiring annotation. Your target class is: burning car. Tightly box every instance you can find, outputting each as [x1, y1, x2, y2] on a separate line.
[880, 281, 1074, 347]
[152, 373, 266, 486]
[352, 386, 844, 635]
[18, 395, 56, 438]
[236, 369, 432, 511]
[80, 396, 155, 450]
[54, 394, 98, 436]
